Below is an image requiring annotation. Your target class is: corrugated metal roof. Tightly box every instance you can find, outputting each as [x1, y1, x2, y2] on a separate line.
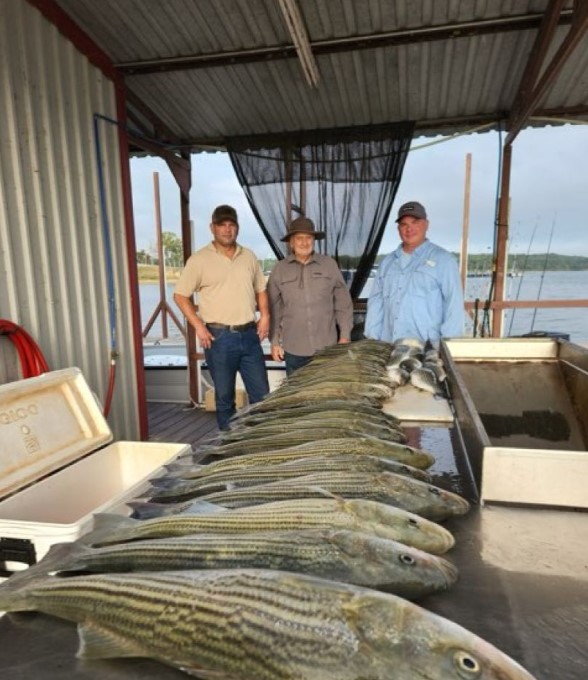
[48, 0, 587, 148]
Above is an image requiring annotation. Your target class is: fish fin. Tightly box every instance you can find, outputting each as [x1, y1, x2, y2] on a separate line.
[179, 665, 241, 679]
[183, 500, 230, 514]
[307, 486, 341, 501]
[81, 513, 137, 545]
[28, 540, 93, 574]
[77, 623, 144, 659]
[145, 476, 185, 490]
[128, 499, 229, 519]
[127, 500, 184, 520]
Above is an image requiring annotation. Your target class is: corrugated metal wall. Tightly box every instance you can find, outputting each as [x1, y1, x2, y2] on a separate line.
[0, 0, 141, 440]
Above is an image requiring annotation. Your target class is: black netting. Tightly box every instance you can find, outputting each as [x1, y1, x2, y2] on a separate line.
[226, 122, 414, 298]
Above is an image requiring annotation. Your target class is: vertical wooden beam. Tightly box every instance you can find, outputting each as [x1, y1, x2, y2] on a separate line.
[460, 153, 472, 290]
[153, 172, 168, 338]
[179, 151, 199, 405]
[492, 144, 513, 337]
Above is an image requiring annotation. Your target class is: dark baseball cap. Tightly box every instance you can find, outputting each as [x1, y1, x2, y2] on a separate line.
[396, 201, 427, 221]
[211, 204, 238, 225]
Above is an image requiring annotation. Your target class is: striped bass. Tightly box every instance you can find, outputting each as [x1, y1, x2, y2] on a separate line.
[265, 381, 392, 399]
[156, 455, 432, 499]
[202, 435, 435, 468]
[218, 418, 407, 444]
[85, 498, 455, 555]
[173, 471, 470, 522]
[245, 391, 383, 413]
[0, 568, 537, 680]
[235, 401, 402, 426]
[27, 528, 458, 599]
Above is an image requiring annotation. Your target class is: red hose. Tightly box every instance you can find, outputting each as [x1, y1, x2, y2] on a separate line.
[0, 320, 50, 378]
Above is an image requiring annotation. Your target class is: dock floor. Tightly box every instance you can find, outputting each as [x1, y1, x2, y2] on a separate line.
[147, 401, 219, 451]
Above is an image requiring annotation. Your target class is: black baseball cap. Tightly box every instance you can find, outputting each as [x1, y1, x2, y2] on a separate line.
[212, 204, 238, 225]
[396, 201, 427, 221]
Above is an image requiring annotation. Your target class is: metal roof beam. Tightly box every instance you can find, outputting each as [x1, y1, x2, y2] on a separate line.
[116, 11, 573, 76]
[277, 0, 319, 87]
[125, 89, 184, 147]
[505, 0, 588, 145]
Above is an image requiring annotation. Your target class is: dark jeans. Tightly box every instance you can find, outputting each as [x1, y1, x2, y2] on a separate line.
[284, 351, 312, 376]
[204, 326, 269, 430]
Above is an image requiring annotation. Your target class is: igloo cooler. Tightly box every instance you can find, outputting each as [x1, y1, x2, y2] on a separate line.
[0, 367, 190, 576]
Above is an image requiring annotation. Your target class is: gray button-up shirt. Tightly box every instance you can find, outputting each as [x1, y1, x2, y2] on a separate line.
[268, 253, 354, 356]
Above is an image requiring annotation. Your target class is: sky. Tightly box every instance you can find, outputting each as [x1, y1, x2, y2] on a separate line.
[130, 122, 588, 259]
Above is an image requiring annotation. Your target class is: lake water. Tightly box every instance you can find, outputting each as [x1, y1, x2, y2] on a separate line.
[140, 270, 588, 345]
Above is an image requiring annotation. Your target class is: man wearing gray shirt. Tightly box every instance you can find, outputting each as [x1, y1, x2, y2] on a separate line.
[268, 217, 354, 375]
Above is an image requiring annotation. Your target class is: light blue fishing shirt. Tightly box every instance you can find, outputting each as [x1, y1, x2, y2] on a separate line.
[365, 240, 464, 344]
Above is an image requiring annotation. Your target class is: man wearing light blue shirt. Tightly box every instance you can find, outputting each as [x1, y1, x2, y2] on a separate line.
[365, 201, 464, 345]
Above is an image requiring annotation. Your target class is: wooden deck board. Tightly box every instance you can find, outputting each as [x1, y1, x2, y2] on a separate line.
[147, 402, 219, 449]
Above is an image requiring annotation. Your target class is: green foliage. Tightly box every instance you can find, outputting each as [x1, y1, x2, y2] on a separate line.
[136, 249, 153, 264]
[464, 253, 588, 272]
[161, 231, 183, 267]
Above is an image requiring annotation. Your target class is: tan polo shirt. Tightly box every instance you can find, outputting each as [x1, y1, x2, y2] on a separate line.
[174, 242, 266, 325]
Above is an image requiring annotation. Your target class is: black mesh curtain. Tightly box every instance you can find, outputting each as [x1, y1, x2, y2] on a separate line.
[226, 122, 414, 299]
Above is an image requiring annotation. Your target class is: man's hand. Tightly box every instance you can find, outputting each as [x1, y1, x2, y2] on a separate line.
[196, 323, 215, 349]
[257, 314, 270, 341]
[271, 344, 284, 362]
[338, 338, 351, 344]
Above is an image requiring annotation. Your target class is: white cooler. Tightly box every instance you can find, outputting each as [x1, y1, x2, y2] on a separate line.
[0, 367, 190, 576]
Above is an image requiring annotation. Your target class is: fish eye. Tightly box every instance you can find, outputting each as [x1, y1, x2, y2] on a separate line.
[428, 486, 441, 495]
[453, 651, 481, 677]
[398, 553, 415, 566]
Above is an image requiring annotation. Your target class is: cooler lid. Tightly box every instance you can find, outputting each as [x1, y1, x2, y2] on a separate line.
[0, 367, 113, 500]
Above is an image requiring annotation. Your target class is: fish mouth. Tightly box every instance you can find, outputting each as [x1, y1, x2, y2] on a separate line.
[437, 557, 459, 586]
[452, 495, 471, 516]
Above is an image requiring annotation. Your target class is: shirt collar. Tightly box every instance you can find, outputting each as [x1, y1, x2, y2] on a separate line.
[393, 239, 430, 258]
[285, 252, 318, 264]
[207, 241, 242, 257]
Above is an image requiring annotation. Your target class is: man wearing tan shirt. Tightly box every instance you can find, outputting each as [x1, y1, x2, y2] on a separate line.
[174, 205, 269, 430]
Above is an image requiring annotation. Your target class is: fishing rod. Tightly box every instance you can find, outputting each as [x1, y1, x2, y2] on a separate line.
[506, 219, 539, 336]
[479, 122, 504, 337]
[530, 215, 556, 332]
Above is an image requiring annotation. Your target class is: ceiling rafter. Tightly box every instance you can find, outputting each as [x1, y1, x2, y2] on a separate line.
[115, 11, 573, 76]
[505, 0, 588, 145]
[277, 0, 320, 87]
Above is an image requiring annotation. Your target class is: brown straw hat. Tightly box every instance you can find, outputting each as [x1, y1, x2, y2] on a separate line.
[280, 217, 325, 242]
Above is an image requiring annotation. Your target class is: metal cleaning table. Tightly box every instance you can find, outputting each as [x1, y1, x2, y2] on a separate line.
[0, 425, 586, 680]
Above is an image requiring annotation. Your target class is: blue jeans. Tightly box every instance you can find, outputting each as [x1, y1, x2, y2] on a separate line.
[204, 326, 269, 430]
[284, 351, 312, 376]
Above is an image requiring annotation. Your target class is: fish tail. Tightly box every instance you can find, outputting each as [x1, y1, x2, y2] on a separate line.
[81, 513, 138, 545]
[127, 500, 179, 519]
[0, 561, 52, 612]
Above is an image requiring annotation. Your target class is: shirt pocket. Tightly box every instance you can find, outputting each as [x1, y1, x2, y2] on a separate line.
[310, 272, 333, 294]
[411, 267, 438, 297]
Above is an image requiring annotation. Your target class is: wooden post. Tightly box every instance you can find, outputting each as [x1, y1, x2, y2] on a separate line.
[179, 152, 199, 405]
[153, 172, 168, 338]
[460, 153, 472, 290]
[492, 143, 513, 337]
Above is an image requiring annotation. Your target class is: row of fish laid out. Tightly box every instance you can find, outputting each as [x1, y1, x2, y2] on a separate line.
[0, 338, 537, 680]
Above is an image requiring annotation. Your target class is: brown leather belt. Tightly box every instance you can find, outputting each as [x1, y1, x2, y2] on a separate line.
[206, 321, 256, 332]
